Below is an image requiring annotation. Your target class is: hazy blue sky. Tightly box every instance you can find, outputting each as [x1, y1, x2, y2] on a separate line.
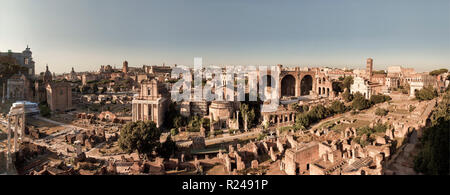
[1, 0, 449, 73]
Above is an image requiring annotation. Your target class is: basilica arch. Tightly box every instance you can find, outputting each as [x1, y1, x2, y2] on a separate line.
[281, 74, 296, 97]
[300, 75, 313, 95]
[257, 66, 316, 98]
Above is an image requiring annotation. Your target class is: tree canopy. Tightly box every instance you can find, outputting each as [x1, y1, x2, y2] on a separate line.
[118, 121, 162, 159]
[370, 94, 392, 104]
[414, 91, 449, 175]
[351, 92, 371, 110]
[342, 76, 354, 89]
[330, 100, 347, 114]
[429, 68, 448, 76]
[342, 88, 353, 102]
[375, 108, 388, 116]
[240, 103, 256, 129]
[156, 136, 177, 159]
[415, 86, 438, 101]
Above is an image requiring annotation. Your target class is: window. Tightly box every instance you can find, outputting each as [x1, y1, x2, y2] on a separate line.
[147, 88, 151, 96]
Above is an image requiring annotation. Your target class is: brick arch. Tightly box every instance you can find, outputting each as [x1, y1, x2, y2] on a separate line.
[280, 74, 297, 97]
[299, 73, 315, 96]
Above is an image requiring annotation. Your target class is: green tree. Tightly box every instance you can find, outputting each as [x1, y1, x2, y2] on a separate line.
[342, 88, 353, 102]
[429, 68, 448, 76]
[187, 115, 203, 132]
[170, 128, 179, 136]
[375, 108, 388, 116]
[118, 121, 162, 159]
[308, 104, 331, 123]
[414, 91, 449, 175]
[164, 102, 183, 129]
[240, 103, 255, 131]
[80, 85, 90, 94]
[400, 83, 410, 94]
[415, 86, 438, 101]
[39, 102, 51, 118]
[330, 100, 347, 114]
[409, 105, 416, 112]
[370, 94, 392, 104]
[92, 84, 99, 93]
[155, 136, 177, 159]
[342, 76, 354, 89]
[173, 116, 186, 129]
[352, 92, 371, 110]
[373, 123, 388, 133]
[295, 113, 311, 129]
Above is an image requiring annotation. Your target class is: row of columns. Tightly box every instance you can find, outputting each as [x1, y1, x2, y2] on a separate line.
[132, 102, 158, 126]
[268, 112, 296, 125]
[317, 87, 331, 96]
[5, 110, 25, 173]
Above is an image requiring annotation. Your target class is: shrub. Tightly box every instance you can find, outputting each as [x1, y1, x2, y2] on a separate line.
[330, 100, 347, 114]
[187, 115, 203, 132]
[342, 88, 353, 102]
[375, 108, 388, 116]
[295, 113, 311, 128]
[373, 123, 388, 133]
[155, 136, 177, 159]
[170, 128, 178, 136]
[308, 104, 332, 122]
[414, 91, 450, 175]
[213, 130, 223, 136]
[342, 76, 354, 89]
[352, 93, 371, 110]
[38, 103, 51, 118]
[409, 105, 416, 112]
[229, 129, 239, 134]
[257, 133, 266, 141]
[415, 86, 438, 101]
[370, 94, 391, 104]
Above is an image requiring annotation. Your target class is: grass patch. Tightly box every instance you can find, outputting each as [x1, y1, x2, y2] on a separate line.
[330, 119, 370, 132]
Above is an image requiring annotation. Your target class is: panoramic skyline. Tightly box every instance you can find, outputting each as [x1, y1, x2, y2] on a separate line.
[1, 0, 449, 74]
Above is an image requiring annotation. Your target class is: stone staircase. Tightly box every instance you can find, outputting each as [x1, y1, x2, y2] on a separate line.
[324, 160, 347, 175]
[343, 157, 373, 173]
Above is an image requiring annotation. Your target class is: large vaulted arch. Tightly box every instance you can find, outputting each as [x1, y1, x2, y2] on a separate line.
[281, 75, 296, 97]
[300, 75, 313, 95]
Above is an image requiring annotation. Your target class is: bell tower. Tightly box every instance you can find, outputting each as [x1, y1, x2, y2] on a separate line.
[366, 58, 373, 80]
[122, 60, 129, 74]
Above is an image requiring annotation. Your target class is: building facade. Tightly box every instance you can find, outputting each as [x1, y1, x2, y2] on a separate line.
[46, 81, 73, 112]
[131, 79, 169, 127]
